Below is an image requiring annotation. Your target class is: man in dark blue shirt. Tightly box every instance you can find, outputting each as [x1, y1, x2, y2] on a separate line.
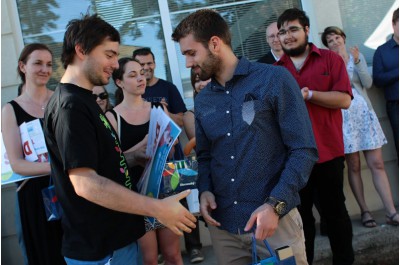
[373, 8, 399, 154]
[172, 9, 318, 265]
[132, 47, 187, 128]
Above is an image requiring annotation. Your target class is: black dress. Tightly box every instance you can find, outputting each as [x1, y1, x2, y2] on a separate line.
[9, 100, 65, 265]
[108, 109, 149, 186]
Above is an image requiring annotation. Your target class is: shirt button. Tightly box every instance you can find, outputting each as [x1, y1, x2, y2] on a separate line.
[231, 156, 234, 159]
[231, 178, 235, 182]
[226, 91, 230, 94]
[226, 110, 230, 114]
[234, 201, 237, 204]
[227, 133, 231, 136]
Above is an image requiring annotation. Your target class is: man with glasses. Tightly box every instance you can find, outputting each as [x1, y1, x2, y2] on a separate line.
[275, 8, 354, 265]
[258, 22, 283, 64]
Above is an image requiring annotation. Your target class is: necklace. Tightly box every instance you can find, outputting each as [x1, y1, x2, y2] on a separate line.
[25, 89, 49, 110]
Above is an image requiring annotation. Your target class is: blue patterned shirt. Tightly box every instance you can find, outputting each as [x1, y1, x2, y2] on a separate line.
[373, 36, 399, 101]
[195, 57, 318, 234]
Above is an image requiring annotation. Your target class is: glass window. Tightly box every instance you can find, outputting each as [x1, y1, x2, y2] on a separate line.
[16, 0, 171, 91]
[338, 0, 397, 65]
[16, 0, 301, 108]
[169, 0, 301, 108]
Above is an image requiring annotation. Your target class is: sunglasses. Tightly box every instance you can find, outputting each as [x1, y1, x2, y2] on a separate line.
[92, 92, 109, 100]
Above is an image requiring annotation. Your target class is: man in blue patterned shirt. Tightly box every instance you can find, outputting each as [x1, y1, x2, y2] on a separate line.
[172, 9, 318, 265]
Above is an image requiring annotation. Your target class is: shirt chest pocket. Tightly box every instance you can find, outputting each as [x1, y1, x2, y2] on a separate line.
[309, 74, 331, 92]
[242, 99, 272, 126]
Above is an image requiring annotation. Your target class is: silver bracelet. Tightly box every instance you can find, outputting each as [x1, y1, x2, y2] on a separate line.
[307, 90, 313, 100]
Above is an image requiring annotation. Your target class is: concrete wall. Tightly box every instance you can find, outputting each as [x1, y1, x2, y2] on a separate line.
[1, 0, 398, 263]
[2, 0, 27, 264]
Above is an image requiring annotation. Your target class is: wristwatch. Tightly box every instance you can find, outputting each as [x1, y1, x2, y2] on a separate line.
[264, 197, 286, 216]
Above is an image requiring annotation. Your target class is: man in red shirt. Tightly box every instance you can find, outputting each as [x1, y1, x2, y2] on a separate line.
[275, 8, 354, 265]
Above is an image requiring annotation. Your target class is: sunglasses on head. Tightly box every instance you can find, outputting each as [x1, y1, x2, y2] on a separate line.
[92, 92, 109, 100]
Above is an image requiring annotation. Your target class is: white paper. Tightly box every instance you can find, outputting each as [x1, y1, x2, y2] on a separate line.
[26, 119, 48, 155]
[19, 122, 38, 162]
[186, 188, 200, 214]
[1, 134, 13, 178]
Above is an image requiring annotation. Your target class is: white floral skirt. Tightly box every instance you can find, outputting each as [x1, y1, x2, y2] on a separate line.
[342, 89, 387, 153]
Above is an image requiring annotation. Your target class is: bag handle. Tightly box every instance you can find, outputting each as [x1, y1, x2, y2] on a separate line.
[116, 111, 121, 140]
[251, 233, 278, 264]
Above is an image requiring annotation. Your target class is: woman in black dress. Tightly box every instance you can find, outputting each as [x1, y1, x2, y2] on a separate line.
[2, 43, 65, 265]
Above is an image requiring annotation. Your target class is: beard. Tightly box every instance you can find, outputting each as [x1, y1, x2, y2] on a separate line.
[144, 69, 153, 82]
[85, 57, 109, 86]
[282, 36, 308, 57]
[195, 51, 221, 81]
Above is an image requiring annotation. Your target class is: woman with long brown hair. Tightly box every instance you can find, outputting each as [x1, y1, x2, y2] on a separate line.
[2, 43, 65, 265]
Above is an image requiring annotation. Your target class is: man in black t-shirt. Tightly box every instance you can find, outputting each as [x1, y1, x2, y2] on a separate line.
[43, 14, 196, 264]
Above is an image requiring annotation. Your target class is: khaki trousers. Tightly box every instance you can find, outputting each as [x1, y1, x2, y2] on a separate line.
[208, 208, 308, 265]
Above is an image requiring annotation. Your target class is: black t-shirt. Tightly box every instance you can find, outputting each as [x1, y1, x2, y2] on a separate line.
[142, 79, 187, 114]
[44, 83, 145, 261]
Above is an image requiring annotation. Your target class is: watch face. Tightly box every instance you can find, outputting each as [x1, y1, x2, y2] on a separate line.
[276, 202, 286, 214]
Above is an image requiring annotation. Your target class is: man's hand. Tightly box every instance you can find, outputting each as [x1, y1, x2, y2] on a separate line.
[160, 97, 169, 109]
[301, 87, 310, 100]
[244, 204, 279, 240]
[157, 190, 197, 236]
[200, 191, 220, 226]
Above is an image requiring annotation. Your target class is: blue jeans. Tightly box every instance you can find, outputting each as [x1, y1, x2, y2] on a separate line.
[386, 100, 399, 155]
[64, 241, 142, 265]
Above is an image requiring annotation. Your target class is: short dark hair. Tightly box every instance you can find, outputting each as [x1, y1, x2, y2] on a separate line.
[112, 57, 140, 105]
[18, 43, 53, 84]
[321, 26, 346, 47]
[277, 8, 309, 29]
[393, 8, 399, 24]
[172, 9, 232, 48]
[132, 47, 155, 61]
[61, 14, 120, 69]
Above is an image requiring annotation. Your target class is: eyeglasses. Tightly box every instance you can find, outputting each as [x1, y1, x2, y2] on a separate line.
[267, 34, 279, 41]
[277, 26, 304, 37]
[92, 92, 109, 100]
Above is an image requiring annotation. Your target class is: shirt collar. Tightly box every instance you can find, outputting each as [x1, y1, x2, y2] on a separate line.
[270, 50, 280, 61]
[278, 43, 321, 65]
[388, 36, 399, 48]
[210, 57, 250, 91]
